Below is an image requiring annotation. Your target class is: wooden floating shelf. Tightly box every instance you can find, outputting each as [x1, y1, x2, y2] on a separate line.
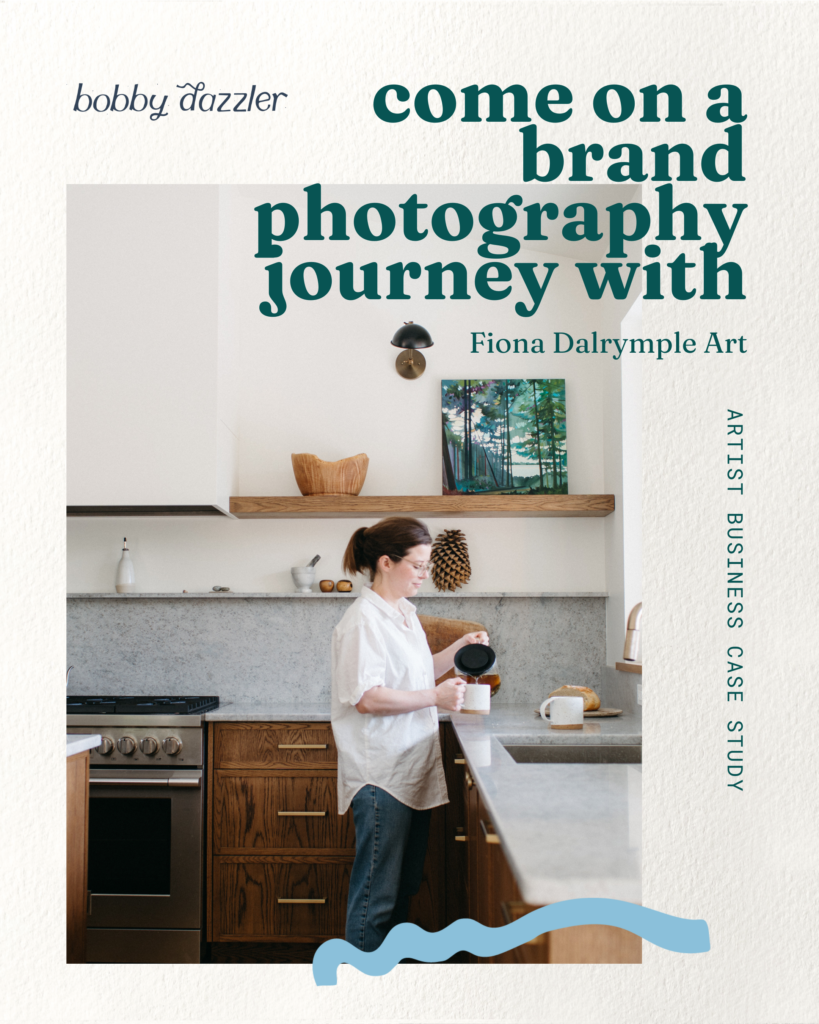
[229, 495, 615, 519]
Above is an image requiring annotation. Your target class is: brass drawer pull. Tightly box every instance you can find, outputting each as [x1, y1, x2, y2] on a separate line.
[278, 743, 328, 749]
[480, 819, 500, 844]
[455, 827, 467, 842]
[278, 898, 326, 904]
[464, 770, 474, 790]
[277, 810, 327, 817]
[454, 758, 466, 764]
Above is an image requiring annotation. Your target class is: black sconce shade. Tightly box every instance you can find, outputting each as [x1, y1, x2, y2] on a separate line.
[390, 322, 433, 349]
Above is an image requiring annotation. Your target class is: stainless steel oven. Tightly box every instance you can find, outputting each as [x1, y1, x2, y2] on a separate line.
[86, 767, 202, 962]
[67, 703, 215, 964]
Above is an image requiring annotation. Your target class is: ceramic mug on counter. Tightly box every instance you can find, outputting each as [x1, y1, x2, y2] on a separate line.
[539, 695, 584, 730]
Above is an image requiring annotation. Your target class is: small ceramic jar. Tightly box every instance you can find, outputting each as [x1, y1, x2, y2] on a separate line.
[336, 579, 353, 592]
[319, 580, 335, 592]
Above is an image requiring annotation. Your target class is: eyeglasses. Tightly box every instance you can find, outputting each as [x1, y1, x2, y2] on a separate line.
[399, 558, 433, 575]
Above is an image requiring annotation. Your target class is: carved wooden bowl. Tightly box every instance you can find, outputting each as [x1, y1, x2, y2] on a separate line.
[291, 453, 369, 496]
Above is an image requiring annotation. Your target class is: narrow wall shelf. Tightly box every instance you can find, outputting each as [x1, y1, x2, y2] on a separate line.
[229, 495, 615, 519]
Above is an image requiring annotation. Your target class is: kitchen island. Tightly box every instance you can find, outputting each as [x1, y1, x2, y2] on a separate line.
[451, 708, 641, 907]
[205, 703, 641, 912]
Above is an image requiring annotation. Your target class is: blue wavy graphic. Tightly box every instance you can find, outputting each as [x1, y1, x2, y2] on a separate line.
[312, 899, 710, 984]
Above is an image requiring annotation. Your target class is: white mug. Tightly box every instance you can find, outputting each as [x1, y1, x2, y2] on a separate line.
[461, 681, 491, 715]
[539, 695, 584, 729]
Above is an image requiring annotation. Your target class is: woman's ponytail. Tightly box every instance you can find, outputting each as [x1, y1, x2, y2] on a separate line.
[342, 526, 370, 578]
[341, 517, 432, 581]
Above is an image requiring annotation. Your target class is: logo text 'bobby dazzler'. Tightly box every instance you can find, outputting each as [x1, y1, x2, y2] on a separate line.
[73, 83, 288, 120]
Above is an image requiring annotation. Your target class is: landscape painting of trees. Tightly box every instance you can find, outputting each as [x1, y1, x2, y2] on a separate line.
[442, 379, 567, 495]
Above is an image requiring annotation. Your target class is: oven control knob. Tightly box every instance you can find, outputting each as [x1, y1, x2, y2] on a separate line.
[117, 735, 137, 755]
[140, 736, 159, 755]
[162, 736, 183, 755]
[96, 736, 114, 756]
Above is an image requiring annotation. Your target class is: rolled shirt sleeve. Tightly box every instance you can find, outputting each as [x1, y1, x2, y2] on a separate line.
[332, 619, 386, 707]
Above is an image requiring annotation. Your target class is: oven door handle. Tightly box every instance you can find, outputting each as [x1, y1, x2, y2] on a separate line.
[90, 774, 202, 787]
[91, 778, 169, 786]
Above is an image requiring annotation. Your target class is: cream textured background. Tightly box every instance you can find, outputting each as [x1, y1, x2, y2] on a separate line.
[2, 2, 817, 1022]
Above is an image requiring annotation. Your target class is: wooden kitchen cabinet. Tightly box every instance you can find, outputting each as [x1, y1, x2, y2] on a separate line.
[213, 771, 355, 854]
[500, 898, 641, 964]
[212, 856, 352, 941]
[207, 722, 445, 943]
[443, 722, 469, 924]
[208, 722, 353, 943]
[66, 750, 90, 963]
[544, 923, 641, 963]
[213, 722, 340, 770]
[475, 791, 520, 964]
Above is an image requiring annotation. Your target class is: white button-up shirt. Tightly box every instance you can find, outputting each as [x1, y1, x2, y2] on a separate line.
[331, 586, 449, 814]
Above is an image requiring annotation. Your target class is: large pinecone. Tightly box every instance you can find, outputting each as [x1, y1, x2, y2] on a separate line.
[431, 529, 471, 591]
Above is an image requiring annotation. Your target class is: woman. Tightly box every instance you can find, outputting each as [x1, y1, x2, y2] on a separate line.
[331, 516, 488, 952]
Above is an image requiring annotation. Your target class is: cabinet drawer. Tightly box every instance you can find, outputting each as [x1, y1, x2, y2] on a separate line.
[213, 771, 355, 853]
[212, 856, 351, 941]
[214, 723, 338, 769]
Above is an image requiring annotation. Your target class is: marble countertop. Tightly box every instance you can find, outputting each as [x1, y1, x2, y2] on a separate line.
[67, 733, 101, 757]
[205, 702, 641, 906]
[205, 702, 640, 739]
[206, 702, 456, 723]
[206, 702, 334, 721]
[450, 705, 642, 744]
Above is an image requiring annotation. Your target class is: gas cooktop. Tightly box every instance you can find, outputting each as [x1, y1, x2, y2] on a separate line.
[66, 695, 220, 715]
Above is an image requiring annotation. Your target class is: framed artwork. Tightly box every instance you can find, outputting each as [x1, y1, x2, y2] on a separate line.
[442, 379, 567, 495]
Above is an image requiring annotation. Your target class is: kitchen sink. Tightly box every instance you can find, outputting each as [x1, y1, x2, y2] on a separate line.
[502, 744, 642, 764]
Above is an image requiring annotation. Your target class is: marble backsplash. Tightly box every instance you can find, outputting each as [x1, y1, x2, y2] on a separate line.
[67, 594, 630, 709]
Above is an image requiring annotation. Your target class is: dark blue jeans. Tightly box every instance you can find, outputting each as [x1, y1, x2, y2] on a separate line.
[345, 785, 431, 952]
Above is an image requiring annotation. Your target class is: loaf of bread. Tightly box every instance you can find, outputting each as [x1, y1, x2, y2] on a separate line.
[547, 685, 601, 711]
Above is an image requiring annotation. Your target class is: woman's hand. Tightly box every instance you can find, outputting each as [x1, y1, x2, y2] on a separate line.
[459, 631, 489, 647]
[431, 630, 491, 681]
[434, 677, 466, 712]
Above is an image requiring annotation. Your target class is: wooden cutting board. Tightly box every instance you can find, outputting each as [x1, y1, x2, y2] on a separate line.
[418, 614, 487, 681]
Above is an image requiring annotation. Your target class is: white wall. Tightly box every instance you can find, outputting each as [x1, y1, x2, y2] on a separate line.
[603, 295, 644, 664]
[66, 515, 608, 594]
[621, 316, 644, 637]
[67, 184, 639, 594]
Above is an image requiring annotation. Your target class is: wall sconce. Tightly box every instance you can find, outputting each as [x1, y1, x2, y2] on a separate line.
[391, 322, 433, 379]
